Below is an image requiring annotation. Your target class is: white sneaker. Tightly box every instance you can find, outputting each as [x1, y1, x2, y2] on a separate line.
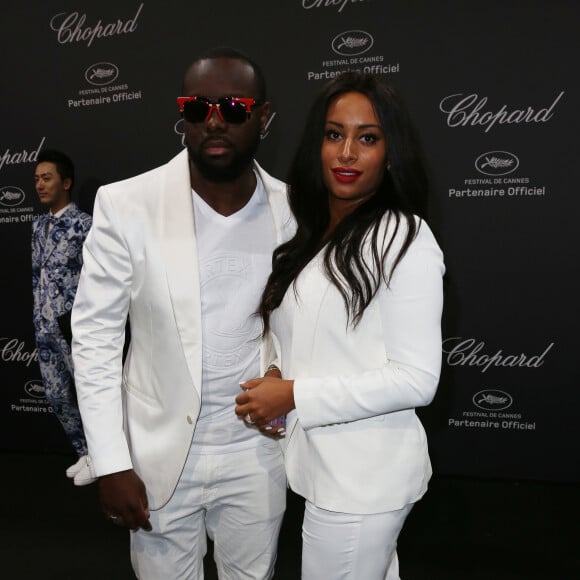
[65, 455, 87, 478]
[73, 456, 97, 486]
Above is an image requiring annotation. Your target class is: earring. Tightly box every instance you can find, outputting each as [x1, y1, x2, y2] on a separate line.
[386, 161, 391, 171]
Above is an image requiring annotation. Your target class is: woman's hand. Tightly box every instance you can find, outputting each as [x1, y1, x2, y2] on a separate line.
[235, 375, 295, 435]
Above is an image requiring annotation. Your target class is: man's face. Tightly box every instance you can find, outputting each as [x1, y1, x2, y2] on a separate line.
[34, 162, 71, 211]
[182, 57, 269, 182]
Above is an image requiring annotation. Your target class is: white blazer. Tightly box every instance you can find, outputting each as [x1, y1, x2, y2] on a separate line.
[273, 215, 444, 514]
[71, 149, 293, 510]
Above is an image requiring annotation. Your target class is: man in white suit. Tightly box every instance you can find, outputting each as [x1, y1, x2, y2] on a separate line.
[71, 47, 293, 579]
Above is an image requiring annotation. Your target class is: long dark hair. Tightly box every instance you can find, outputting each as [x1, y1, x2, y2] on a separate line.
[260, 72, 430, 331]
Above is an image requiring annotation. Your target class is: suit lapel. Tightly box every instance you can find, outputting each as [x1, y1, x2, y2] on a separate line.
[255, 162, 294, 245]
[160, 150, 203, 393]
[41, 214, 57, 266]
[41, 204, 80, 266]
[34, 215, 48, 262]
[290, 253, 330, 372]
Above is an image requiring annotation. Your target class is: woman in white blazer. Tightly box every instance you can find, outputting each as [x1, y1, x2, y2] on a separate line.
[236, 72, 444, 579]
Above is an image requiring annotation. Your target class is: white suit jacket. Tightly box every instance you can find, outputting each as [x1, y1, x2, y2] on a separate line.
[71, 149, 293, 509]
[273, 216, 444, 514]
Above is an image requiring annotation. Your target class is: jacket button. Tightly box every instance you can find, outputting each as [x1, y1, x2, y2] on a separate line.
[187, 415, 193, 424]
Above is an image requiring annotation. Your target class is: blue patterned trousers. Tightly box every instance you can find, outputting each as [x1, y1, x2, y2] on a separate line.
[35, 331, 88, 457]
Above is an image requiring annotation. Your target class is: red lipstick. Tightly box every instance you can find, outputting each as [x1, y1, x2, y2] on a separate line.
[331, 167, 362, 184]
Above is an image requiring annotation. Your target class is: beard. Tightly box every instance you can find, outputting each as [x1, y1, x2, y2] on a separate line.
[187, 133, 261, 183]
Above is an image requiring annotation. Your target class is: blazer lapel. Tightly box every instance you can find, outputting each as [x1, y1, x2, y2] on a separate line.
[41, 215, 58, 266]
[255, 162, 295, 245]
[160, 149, 203, 394]
[289, 253, 330, 373]
[41, 204, 79, 265]
[282, 261, 330, 443]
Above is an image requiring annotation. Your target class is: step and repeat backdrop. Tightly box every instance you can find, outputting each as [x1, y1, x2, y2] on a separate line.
[1, 0, 578, 481]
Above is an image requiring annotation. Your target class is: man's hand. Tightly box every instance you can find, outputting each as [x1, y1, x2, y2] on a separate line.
[98, 469, 152, 531]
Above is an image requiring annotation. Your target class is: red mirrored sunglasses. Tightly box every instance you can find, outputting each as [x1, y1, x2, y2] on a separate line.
[177, 96, 262, 124]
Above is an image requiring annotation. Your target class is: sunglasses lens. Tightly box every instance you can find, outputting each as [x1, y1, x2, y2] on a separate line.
[181, 98, 255, 124]
[219, 99, 249, 124]
[182, 100, 210, 123]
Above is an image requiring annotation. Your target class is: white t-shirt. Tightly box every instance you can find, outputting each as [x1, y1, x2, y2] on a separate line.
[190, 175, 276, 454]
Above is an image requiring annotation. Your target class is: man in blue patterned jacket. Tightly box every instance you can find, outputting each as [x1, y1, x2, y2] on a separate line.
[32, 149, 95, 485]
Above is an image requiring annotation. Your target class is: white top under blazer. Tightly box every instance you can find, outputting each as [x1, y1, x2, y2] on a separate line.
[271, 214, 445, 514]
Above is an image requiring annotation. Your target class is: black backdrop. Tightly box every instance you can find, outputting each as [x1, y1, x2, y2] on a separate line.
[1, 0, 578, 482]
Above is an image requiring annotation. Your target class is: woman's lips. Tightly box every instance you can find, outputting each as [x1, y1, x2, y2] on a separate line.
[331, 167, 362, 183]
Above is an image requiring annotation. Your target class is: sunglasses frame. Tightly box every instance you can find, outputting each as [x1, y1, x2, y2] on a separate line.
[177, 96, 262, 124]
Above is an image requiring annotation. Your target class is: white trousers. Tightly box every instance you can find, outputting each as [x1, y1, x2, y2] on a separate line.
[131, 442, 286, 580]
[301, 501, 413, 580]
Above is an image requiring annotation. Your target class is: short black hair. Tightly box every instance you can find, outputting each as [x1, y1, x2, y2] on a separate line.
[184, 46, 267, 101]
[36, 149, 75, 192]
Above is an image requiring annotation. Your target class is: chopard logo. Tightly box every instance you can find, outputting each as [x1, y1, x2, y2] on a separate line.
[475, 151, 519, 176]
[0, 338, 38, 367]
[443, 337, 554, 374]
[50, 2, 143, 47]
[85, 62, 119, 86]
[439, 91, 564, 133]
[473, 389, 513, 411]
[24, 380, 45, 399]
[0, 186, 25, 207]
[302, 0, 370, 13]
[332, 30, 373, 56]
[0, 137, 45, 172]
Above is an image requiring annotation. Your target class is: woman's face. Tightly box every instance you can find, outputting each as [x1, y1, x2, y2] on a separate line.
[321, 91, 387, 212]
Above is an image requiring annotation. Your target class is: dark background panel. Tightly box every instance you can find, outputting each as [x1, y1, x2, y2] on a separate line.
[1, 0, 578, 482]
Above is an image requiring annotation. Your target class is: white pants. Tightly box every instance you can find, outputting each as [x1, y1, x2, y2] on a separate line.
[301, 501, 413, 580]
[131, 442, 286, 580]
